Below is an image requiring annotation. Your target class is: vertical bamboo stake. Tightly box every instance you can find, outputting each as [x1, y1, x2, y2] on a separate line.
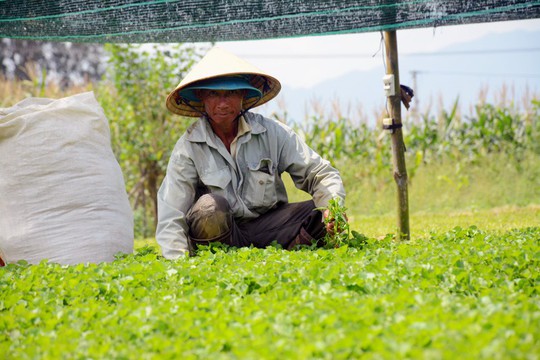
[384, 30, 410, 241]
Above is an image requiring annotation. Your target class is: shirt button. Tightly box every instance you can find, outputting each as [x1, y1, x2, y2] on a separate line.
[259, 180, 264, 185]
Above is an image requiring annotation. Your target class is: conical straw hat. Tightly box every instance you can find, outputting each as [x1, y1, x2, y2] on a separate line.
[166, 46, 281, 117]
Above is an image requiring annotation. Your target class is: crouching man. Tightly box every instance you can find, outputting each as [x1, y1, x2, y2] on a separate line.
[156, 47, 346, 258]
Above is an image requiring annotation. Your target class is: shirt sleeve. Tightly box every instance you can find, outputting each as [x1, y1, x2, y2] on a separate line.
[156, 140, 198, 259]
[278, 124, 346, 209]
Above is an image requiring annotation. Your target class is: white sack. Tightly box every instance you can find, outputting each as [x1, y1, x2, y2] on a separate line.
[0, 91, 134, 265]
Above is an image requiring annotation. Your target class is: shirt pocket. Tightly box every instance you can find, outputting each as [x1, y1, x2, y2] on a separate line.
[200, 167, 231, 195]
[243, 158, 278, 210]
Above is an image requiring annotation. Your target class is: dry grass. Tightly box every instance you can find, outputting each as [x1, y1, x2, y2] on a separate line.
[0, 65, 92, 108]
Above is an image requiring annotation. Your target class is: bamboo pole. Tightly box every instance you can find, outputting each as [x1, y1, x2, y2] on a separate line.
[383, 30, 410, 241]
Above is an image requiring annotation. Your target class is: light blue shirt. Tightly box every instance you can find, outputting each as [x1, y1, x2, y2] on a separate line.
[156, 112, 345, 259]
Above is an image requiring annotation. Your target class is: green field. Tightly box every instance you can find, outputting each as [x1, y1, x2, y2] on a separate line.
[2, 224, 538, 359]
[2, 155, 539, 359]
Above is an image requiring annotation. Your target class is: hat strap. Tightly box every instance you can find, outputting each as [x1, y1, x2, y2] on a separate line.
[177, 96, 208, 118]
[236, 76, 268, 117]
[238, 96, 261, 118]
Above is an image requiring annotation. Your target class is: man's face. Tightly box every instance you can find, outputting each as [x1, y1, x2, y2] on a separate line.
[199, 89, 245, 125]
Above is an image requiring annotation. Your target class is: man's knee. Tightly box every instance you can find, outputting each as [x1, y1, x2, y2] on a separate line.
[187, 193, 231, 240]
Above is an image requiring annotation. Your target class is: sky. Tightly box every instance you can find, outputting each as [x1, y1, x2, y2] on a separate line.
[216, 18, 540, 89]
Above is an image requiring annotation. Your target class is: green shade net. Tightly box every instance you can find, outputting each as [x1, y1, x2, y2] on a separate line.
[1, 0, 539, 43]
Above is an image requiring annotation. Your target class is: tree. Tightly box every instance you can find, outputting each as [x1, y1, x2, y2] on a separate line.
[97, 43, 208, 238]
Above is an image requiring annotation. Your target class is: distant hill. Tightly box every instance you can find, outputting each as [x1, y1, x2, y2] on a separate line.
[260, 30, 540, 125]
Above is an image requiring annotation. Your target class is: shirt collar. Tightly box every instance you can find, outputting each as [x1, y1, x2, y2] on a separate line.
[236, 115, 250, 138]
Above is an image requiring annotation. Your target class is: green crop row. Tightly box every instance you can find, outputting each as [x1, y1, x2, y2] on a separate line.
[1, 226, 538, 359]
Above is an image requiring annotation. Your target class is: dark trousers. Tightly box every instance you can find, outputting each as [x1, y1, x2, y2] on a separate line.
[186, 194, 326, 251]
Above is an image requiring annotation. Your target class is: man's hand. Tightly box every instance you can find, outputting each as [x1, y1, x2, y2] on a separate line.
[323, 208, 348, 236]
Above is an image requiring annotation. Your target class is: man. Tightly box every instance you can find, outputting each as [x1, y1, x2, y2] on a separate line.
[156, 47, 346, 258]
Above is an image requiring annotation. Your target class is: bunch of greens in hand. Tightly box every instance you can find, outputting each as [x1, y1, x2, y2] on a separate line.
[319, 198, 368, 249]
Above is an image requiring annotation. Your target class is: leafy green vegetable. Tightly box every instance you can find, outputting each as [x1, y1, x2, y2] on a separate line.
[318, 198, 368, 249]
[319, 198, 350, 248]
[2, 227, 538, 359]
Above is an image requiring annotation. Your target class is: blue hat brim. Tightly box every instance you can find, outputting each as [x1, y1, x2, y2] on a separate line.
[179, 76, 262, 102]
